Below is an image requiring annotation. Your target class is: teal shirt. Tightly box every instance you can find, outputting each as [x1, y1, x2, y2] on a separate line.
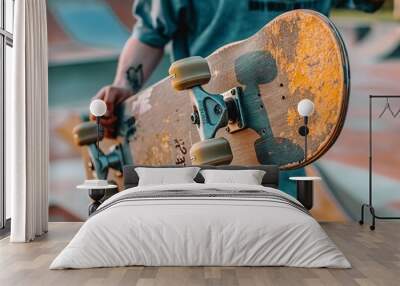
[131, 0, 381, 194]
[132, 0, 381, 60]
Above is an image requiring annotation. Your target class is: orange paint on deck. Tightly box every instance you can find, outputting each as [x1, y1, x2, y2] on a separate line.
[264, 12, 348, 169]
[286, 16, 342, 145]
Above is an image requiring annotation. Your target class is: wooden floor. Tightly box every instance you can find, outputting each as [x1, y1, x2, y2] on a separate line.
[0, 222, 399, 286]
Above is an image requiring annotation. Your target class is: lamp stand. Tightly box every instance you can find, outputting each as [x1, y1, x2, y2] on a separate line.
[304, 116, 308, 161]
[298, 116, 309, 162]
[96, 116, 100, 165]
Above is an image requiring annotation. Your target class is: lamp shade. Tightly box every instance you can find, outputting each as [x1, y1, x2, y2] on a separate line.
[90, 99, 107, 117]
[297, 99, 314, 117]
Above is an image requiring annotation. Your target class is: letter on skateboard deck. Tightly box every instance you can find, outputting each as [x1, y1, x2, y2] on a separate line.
[73, 10, 350, 185]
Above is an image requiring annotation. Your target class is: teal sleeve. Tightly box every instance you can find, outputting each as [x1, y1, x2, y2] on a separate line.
[132, 0, 187, 48]
[335, 0, 384, 12]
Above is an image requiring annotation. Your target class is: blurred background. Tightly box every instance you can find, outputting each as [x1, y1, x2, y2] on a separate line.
[47, 0, 400, 222]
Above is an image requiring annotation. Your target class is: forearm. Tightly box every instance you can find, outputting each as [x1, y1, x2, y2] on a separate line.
[113, 37, 164, 92]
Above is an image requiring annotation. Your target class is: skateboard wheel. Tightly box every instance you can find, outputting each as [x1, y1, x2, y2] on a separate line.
[190, 137, 233, 165]
[169, 56, 211, 90]
[73, 121, 103, 146]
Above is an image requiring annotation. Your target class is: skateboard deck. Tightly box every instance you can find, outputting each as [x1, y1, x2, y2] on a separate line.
[74, 10, 350, 184]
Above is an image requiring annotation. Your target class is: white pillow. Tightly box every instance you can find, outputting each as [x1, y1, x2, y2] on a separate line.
[135, 167, 200, 186]
[200, 169, 265, 185]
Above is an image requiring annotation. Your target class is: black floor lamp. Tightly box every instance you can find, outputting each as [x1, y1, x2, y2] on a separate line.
[89, 99, 107, 183]
[77, 99, 118, 215]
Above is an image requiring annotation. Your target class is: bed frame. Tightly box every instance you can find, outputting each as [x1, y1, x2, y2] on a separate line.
[123, 165, 279, 189]
[123, 165, 313, 210]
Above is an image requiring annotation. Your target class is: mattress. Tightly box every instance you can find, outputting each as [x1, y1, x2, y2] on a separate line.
[50, 183, 350, 269]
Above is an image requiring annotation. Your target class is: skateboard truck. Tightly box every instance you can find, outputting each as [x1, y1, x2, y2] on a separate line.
[170, 57, 246, 140]
[188, 86, 246, 140]
[169, 56, 246, 165]
[72, 114, 134, 180]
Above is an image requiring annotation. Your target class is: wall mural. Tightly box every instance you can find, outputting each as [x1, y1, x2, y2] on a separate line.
[47, 0, 400, 222]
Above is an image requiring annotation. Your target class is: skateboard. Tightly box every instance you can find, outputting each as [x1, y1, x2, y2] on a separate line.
[73, 10, 350, 185]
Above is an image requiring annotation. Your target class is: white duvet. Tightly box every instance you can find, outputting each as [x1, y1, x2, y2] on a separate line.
[50, 183, 350, 269]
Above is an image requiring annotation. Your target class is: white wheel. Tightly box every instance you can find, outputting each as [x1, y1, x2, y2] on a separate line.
[169, 56, 211, 90]
[190, 138, 233, 165]
[73, 121, 100, 146]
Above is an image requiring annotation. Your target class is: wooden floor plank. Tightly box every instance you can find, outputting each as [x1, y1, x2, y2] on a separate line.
[0, 222, 399, 286]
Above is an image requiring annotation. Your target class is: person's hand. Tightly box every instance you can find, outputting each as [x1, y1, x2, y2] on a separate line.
[91, 85, 133, 138]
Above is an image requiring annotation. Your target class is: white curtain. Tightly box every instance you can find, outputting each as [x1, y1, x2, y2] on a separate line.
[8, 0, 49, 242]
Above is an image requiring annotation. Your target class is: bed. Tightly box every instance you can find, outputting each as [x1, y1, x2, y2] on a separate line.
[50, 165, 350, 269]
